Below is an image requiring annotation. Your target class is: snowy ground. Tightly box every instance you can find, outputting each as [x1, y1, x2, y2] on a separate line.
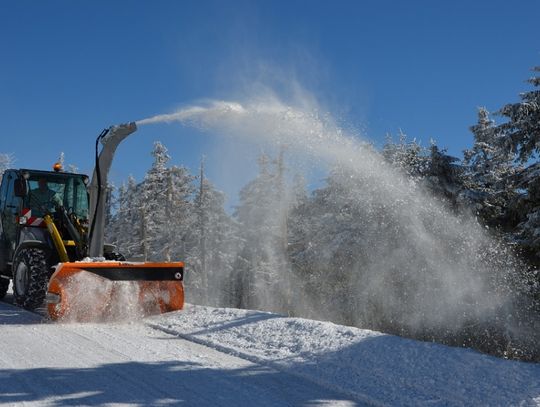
[1, 300, 539, 406]
[148, 305, 540, 406]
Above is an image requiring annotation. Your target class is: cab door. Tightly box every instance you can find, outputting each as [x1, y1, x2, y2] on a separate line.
[0, 171, 22, 266]
[0, 171, 13, 272]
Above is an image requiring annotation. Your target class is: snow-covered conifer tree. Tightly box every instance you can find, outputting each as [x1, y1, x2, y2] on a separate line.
[0, 153, 13, 181]
[233, 153, 289, 311]
[498, 66, 540, 163]
[109, 176, 142, 259]
[513, 163, 540, 264]
[139, 142, 172, 260]
[163, 164, 196, 261]
[462, 107, 517, 227]
[186, 160, 240, 306]
[424, 141, 464, 207]
[382, 131, 429, 178]
[288, 164, 376, 325]
[494, 67, 540, 263]
[138, 141, 196, 261]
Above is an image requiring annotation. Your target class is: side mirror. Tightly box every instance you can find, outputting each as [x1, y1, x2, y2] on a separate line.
[14, 179, 27, 197]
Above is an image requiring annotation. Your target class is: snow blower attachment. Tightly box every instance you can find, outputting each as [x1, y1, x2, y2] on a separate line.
[47, 262, 184, 321]
[0, 122, 185, 321]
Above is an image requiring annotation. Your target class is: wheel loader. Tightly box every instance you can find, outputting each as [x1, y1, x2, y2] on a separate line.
[0, 123, 184, 320]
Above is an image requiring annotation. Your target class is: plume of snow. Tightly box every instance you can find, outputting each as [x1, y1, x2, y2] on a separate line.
[136, 91, 521, 336]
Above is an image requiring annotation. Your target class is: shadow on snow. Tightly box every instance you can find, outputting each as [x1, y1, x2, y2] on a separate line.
[0, 360, 360, 406]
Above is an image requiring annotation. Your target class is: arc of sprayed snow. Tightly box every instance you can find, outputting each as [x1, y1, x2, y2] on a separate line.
[136, 102, 247, 126]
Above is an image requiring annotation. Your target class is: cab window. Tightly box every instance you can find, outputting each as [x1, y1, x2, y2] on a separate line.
[24, 175, 89, 219]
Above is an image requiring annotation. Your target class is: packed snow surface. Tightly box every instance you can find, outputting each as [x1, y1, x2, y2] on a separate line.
[148, 305, 540, 406]
[0, 302, 352, 406]
[1, 301, 539, 406]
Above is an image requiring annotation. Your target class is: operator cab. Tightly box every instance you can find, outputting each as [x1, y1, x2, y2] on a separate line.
[0, 168, 90, 276]
[21, 170, 90, 219]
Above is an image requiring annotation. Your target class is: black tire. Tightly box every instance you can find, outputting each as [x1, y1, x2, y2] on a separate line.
[12, 248, 49, 310]
[104, 251, 126, 261]
[0, 278, 9, 299]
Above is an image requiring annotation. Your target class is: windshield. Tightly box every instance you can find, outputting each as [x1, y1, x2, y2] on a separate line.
[24, 173, 89, 219]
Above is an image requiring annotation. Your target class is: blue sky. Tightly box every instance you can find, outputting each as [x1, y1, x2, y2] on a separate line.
[1, 1, 539, 206]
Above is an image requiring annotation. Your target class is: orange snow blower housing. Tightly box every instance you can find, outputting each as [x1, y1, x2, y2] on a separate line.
[47, 262, 184, 321]
[0, 122, 185, 321]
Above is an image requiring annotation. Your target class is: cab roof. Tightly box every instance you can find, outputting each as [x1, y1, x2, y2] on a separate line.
[14, 169, 89, 178]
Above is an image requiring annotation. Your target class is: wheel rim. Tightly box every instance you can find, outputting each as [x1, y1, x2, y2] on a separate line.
[14, 261, 29, 296]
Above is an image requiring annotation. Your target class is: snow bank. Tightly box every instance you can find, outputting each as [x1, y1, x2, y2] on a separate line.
[148, 304, 540, 406]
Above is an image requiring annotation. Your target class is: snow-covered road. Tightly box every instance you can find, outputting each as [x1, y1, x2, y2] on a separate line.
[0, 301, 356, 406]
[1, 299, 540, 406]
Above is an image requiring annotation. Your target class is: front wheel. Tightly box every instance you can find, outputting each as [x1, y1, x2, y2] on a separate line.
[12, 248, 49, 310]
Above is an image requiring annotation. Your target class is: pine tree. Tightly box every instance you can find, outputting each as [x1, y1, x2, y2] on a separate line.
[462, 107, 517, 227]
[107, 142, 196, 263]
[233, 153, 289, 311]
[109, 176, 142, 259]
[290, 173, 308, 208]
[498, 66, 540, 163]
[139, 142, 172, 260]
[382, 131, 430, 178]
[424, 141, 464, 207]
[138, 141, 195, 261]
[163, 164, 196, 261]
[382, 133, 464, 207]
[495, 66, 540, 263]
[288, 164, 382, 325]
[186, 159, 240, 306]
[514, 163, 540, 264]
[105, 182, 115, 231]
[0, 153, 13, 180]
